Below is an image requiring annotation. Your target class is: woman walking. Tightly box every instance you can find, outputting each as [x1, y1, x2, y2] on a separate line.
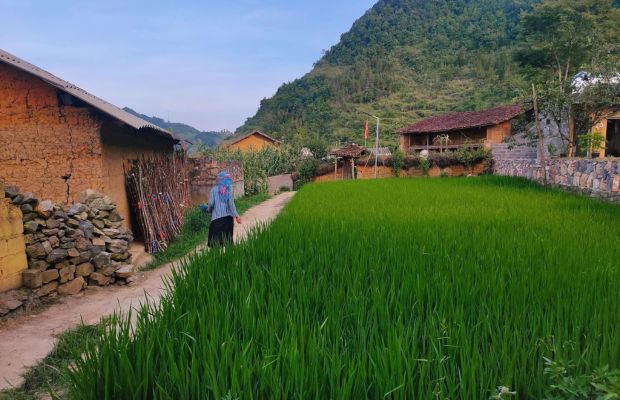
[201, 171, 242, 247]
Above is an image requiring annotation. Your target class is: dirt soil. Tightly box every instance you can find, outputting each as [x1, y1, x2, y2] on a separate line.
[0, 191, 295, 390]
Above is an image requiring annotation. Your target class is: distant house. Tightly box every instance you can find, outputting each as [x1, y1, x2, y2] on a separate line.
[0, 48, 178, 227]
[227, 131, 281, 152]
[398, 105, 525, 153]
[572, 72, 620, 158]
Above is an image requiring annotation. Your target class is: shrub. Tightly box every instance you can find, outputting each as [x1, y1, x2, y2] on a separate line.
[294, 157, 320, 190]
[392, 150, 405, 177]
[181, 207, 210, 234]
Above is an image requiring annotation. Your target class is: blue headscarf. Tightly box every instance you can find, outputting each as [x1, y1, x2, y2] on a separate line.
[217, 171, 233, 201]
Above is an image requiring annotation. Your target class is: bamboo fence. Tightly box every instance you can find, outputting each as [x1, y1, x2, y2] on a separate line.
[124, 151, 190, 253]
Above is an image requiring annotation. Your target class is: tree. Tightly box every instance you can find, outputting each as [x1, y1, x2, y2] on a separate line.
[515, 0, 620, 156]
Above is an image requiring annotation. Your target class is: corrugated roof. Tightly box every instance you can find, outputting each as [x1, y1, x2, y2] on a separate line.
[0, 48, 176, 141]
[398, 105, 524, 135]
[227, 131, 282, 146]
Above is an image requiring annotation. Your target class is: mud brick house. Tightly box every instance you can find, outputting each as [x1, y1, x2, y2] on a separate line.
[398, 105, 525, 153]
[0, 49, 178, 227]
[227, 131, 281, 153]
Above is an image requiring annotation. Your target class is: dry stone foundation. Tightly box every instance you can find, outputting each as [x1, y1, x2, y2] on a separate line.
[4, 186, 137, 303]
[494, 158, 620, 202]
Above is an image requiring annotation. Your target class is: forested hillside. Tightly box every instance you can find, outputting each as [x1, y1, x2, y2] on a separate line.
[237, 0, 539, 145]
[123, 107, 230, 149]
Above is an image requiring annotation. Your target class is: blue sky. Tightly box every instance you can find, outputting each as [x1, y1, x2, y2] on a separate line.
[0, 0, 376, 131]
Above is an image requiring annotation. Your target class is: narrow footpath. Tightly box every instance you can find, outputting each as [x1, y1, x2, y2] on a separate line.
[0, 191, 295, 390]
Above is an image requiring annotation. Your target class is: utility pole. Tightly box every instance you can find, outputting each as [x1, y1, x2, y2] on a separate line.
[363, 112, 380, 178]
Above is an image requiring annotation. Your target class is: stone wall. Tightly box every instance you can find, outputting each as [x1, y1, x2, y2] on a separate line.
[4, 186, 136, 298]
[0, 181, 27, 292]
[0, 63, 104, 204]
[494, 158, 620, 202]
[188, 158, 244, 205]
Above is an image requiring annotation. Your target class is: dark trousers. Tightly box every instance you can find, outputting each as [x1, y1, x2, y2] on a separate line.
[208, 216, 234, 247]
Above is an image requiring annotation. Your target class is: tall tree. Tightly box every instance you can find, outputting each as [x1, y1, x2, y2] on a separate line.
[516, 0, 620, 155]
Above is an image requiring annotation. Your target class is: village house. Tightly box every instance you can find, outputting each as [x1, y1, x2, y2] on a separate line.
[398, 105, 524, 153]
[227, 131, 281, 152]
[0, 48, 179, 227]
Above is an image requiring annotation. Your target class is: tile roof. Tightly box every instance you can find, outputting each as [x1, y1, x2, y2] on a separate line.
[330, 144, 368, 158]
[398, 105, 524, 135]
[0, 48, 176, 142]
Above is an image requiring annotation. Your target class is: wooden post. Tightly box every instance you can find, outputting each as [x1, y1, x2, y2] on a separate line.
[568, 105, 575, 157]
[334, 157, 338, 180]
[532, 83, 548, 185]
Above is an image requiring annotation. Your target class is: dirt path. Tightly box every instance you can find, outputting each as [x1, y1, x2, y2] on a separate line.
[0, 191, 295, 390]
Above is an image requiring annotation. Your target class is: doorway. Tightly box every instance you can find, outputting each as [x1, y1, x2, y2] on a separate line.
[607, 119, 620, 157]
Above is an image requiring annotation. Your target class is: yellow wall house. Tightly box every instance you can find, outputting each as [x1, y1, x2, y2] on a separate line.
[227, 131, 281, 153]
[0, 180, 27, 292]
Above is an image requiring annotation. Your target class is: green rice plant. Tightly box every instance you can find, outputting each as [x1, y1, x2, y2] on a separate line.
[66, 177, 620, 399]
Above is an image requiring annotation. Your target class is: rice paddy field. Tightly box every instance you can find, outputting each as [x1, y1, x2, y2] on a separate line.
[67, 177, 620, 399]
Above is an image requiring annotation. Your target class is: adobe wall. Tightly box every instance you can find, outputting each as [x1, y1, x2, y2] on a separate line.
[0, 180, 27, 292]
[187, 158, 244, 205]
[486, 121, 512, 147]
[314, 162, 486, 182]
[99, 122, 174, 228]
[0, 63, 104, 204]
[267, 174, 294, 194]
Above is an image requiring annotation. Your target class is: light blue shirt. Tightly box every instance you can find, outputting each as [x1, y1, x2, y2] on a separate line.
[205, 186, 238, 221]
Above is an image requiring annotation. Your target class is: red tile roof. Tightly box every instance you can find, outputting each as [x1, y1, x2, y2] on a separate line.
[330, 144, 368, 158]
[398, 105, 524, 135]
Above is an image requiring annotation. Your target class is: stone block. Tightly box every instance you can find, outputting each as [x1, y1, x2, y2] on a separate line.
[89, 272, 111, 286]
[36, 281, 59, 297]
[47, 248, 68, 263]
[22, 269, 42, 288]
[114, 264, 134, 278]
[75, 262, 94, 277]
[58, 276, 85, 296]
[26, 242, 47, 259]
[67, 248, 80, 258]
[42, 268, 59, 283]
[59, 264, 76, 283]
[28, 259, 49, 271]
[45, 218, 61, 229]
[97, 265, 116, 276]
[92, 251, 112, 268]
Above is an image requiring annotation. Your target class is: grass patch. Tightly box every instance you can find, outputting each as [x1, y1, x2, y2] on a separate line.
[65, 177, 620, 398]
[146, 193, 271, 268]
[0, 323, 103, 400]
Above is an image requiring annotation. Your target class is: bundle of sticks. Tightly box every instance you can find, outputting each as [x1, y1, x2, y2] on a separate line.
[124, 151, 190, 253]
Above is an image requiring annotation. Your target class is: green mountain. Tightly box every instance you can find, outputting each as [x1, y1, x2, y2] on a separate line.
[237, 0, 538, 146]
[123, 107, 230, 149]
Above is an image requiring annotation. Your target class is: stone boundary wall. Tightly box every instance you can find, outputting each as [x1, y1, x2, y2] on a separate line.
[188, 158, 244, 205]
[3, 186, 137, 301]
[494, 158, 620, 202]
